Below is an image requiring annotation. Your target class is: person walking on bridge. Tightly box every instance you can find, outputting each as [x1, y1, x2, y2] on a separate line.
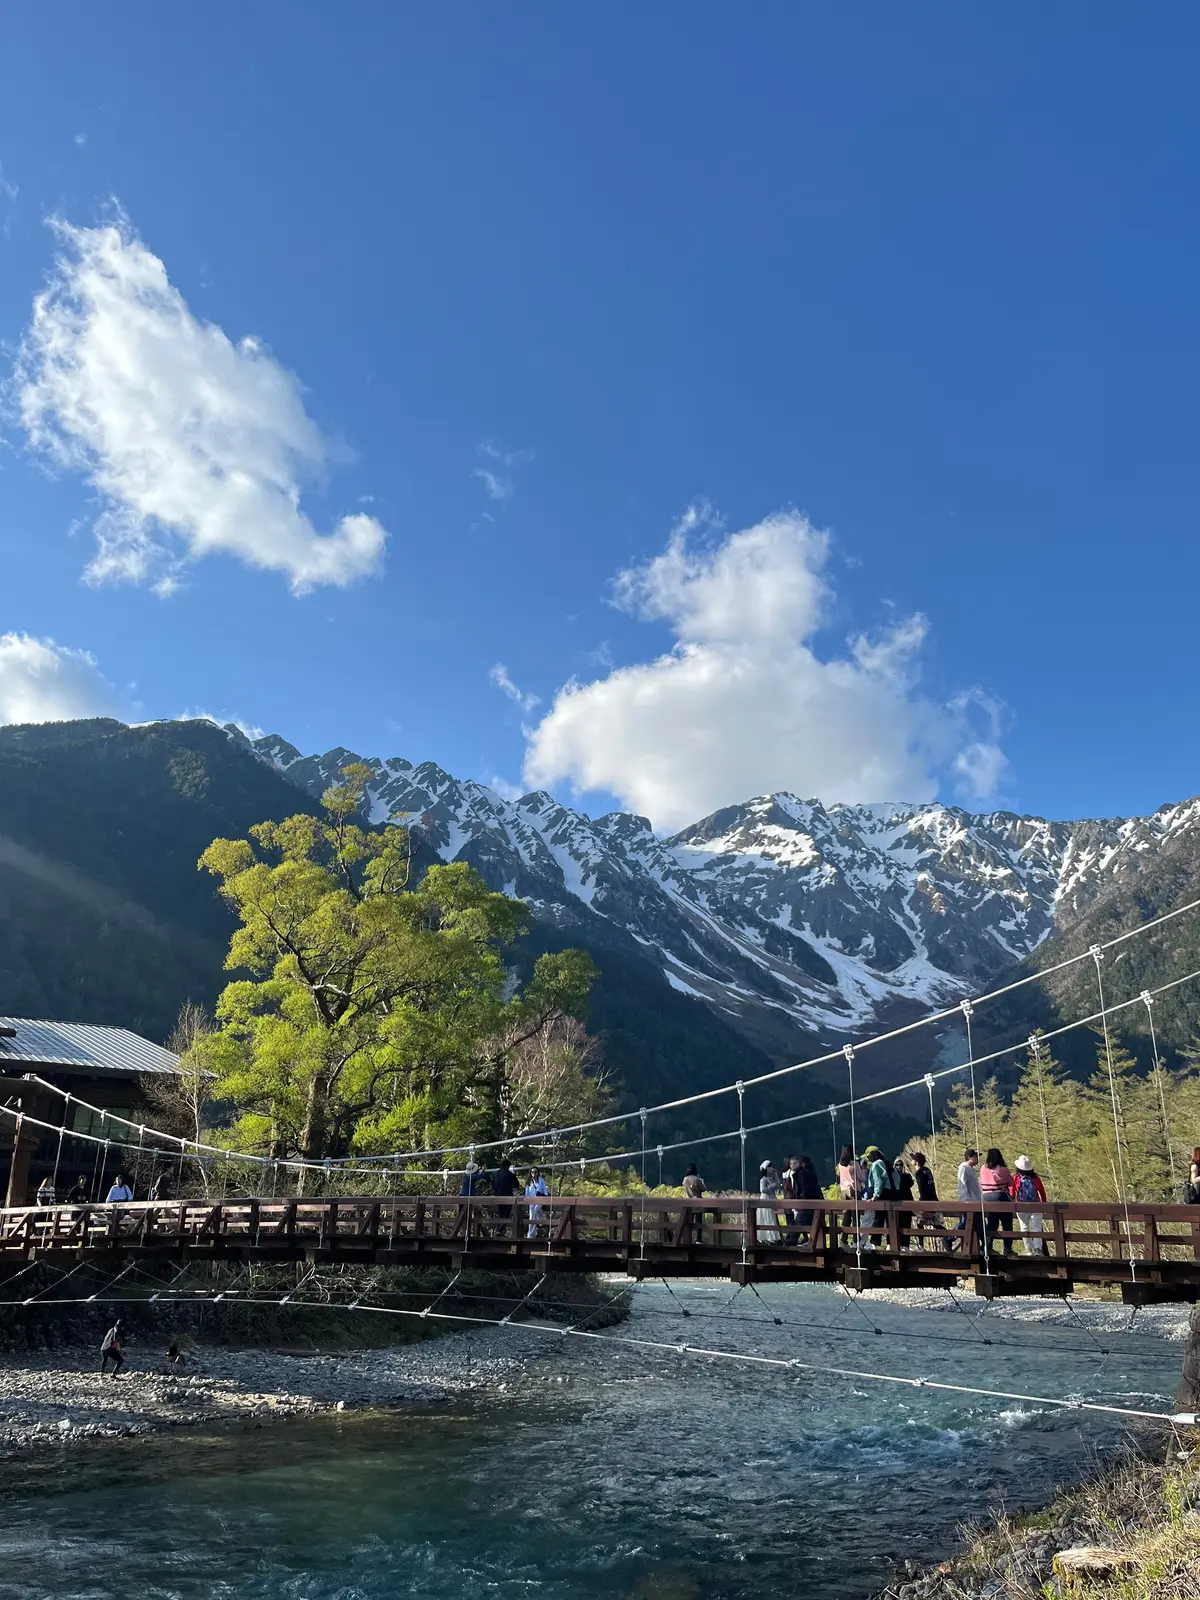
[955, 1149, 980, 1251]
[682, 1163, 706, 1243]
[491, 1159, 517, 1236]
[836, 1144, 865, 1248]
[525, 1167, 549, 1238]
[862, 1146, 896, 1250]
[105, 1174, 133, 1204]
[910, 1151, 948, 1252]
[756, 1161, 782, 1244]
[1187, 1148, 1200, 1204]
[786, 1154, 822, 1245]
[1009, 1156, 1047, 1254]
[980, 1149, 1014, 1256]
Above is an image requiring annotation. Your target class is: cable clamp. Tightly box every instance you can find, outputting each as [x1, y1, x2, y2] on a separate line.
[1140, 990, 1154, 1007]
[1089, 944, 1103, 963]
[923, 1073, 935, 1090]
[739, 1128, 747, 1143]
[1170, 1412, 1199, 1427]
[827, 1104, 838, 1118]
[842, 1044, 855, 1063]
[960, 999, 974, 1020]
[656, 1144, 663, 1158]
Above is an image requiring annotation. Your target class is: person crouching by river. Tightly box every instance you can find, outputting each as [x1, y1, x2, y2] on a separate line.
[100, 1320, 125, 1378]
[1010, 1155, 1047, 1254]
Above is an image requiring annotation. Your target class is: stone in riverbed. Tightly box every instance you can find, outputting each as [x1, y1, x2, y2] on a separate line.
[1052, 1546, 1132, 1582]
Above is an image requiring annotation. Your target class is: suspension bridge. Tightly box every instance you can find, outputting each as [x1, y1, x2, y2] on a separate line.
[2, 894, 1200, 1429]
[2, 1192, 1198, 1304]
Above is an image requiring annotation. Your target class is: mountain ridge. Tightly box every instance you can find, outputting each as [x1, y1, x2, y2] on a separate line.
[237, 726, 1200, 1067]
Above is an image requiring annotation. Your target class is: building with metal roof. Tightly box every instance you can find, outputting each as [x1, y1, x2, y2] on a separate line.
[0, 1016, 180, 1206]
[0, 1016, 180, 1077]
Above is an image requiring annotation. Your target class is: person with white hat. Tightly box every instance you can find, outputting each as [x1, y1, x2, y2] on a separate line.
[1008, 1155, 1047, 1255]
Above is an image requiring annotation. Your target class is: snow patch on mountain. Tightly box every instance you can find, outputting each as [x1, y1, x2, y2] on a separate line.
[237, 727, 1200, 1057]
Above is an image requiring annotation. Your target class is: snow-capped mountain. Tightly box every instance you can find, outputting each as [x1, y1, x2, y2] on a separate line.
[242, 730, 1200, 1060]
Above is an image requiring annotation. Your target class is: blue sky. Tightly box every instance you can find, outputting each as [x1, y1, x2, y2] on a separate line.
[1, 4, 1197, 829]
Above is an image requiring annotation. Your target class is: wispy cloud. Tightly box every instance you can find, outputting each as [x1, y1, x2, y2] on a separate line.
[15, 212, 388, 595]
[472, 439, 533, 505]
[489, 662, 540, 715]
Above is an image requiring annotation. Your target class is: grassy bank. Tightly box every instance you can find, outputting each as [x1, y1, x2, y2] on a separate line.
[876, 1435, 1200, 1600]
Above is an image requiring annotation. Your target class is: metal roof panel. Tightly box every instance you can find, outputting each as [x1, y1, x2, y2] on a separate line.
[0, 1016, 180, 1076]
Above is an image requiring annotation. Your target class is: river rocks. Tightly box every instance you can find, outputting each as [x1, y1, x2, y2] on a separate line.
[0, 1324, 549, 1460]
[1051, 1545, 1132, 1582]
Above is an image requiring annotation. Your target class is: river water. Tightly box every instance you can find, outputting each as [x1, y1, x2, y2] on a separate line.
[0, 1283, 1185, 1599]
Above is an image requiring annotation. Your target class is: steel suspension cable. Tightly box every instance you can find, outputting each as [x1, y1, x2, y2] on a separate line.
[1092, 945, 1137, 1283]
[1141, 990, 1179, 1197]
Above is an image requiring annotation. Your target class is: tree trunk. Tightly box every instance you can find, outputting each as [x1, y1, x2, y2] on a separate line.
[1178, 1302, 1200, 1413]
[299, 1076, 330, 1196]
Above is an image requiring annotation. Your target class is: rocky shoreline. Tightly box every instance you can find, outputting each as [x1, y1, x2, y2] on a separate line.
[0, 1322, 551, 1459]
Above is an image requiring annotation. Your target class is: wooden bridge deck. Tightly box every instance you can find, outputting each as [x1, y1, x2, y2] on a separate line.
[2, 1196, 1199, 1303]
[7, 1196, 1200, 1305]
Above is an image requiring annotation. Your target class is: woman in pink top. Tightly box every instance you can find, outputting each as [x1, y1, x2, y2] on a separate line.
[980, 1147, 1014, 1256]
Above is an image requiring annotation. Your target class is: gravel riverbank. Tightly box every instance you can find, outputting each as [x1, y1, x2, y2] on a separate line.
[0, 1323, 552, 1459]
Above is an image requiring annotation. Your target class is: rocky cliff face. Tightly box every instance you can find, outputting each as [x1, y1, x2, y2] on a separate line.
[243, 729, 1200, 1062]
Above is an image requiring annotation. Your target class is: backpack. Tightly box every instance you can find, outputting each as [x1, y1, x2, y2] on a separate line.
[1015, 1172, 1038, 1203]
[1186, 1180, 1200, 1206]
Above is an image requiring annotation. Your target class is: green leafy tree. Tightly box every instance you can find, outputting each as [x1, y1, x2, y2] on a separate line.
[195, 766, 596, 1179]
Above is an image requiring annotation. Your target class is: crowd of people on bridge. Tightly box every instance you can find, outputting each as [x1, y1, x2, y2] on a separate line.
[674, 1140, 1200, 1254]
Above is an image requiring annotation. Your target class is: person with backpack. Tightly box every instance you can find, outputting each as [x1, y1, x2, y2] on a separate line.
[1186, 1147, 1200, 1204]
[1009, 1156, 1047, 1254]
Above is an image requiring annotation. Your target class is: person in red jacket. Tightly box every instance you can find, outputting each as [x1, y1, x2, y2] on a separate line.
[1009, 1155, 1047, 1255]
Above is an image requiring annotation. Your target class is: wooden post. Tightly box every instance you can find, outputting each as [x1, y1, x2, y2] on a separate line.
[3, 1114, 39, 1207]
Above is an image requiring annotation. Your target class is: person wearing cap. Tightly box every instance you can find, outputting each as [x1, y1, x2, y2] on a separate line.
[756, 1160, 782, 1244]
[1009, 1155, 1047, 1255]
[459, 1160, 487, 1198]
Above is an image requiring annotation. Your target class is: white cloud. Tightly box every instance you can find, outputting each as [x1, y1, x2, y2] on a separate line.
[953, 741, 1009, 803]
[487, 774, 524, 802]
[523, 509, 1008, 831]
[473, 466, 513, 502]
[472, 440, 532, 504]
[489, 662, 540, 715]
[15, 215, 388, 594]
[0, 633, 120, 725]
